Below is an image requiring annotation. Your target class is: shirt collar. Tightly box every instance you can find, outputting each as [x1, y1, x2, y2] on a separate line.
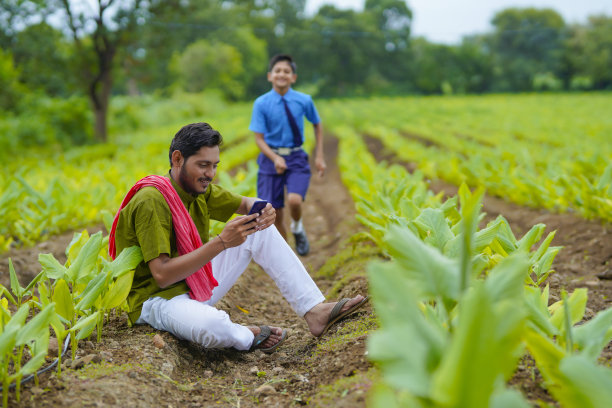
[272, 87, 293, 101]
[165, 171, 198, 207]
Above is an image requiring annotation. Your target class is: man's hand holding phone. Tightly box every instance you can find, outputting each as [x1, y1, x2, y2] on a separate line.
[246, 200, 275, 231]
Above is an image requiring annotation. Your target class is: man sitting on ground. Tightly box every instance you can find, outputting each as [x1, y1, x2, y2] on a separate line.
[109, 122, 367, 352]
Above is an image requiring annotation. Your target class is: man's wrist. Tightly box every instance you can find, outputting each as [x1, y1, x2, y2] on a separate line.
[216, 235, 227, 251]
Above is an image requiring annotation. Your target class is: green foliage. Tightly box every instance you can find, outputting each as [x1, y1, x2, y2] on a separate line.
[170, 40, 246, 99]
[0, 48, 25, 111]
[490, 7, 567, 92]
[566, 15, 612, 90]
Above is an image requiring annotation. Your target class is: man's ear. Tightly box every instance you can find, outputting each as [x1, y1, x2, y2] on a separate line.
[171, 150, 184, 168]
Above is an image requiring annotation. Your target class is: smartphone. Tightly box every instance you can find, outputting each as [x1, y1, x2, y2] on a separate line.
[246, 200, 268, 229]
[248, 200, 268, 216]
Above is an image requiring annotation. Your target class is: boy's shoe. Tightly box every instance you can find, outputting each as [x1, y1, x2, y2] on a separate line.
[293, 231, 310, 256]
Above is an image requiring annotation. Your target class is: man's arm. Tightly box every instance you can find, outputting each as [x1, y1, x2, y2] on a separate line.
[149, 197, 277, 289]
[148, 212, 259, 288]
[313, 122, 326, 177]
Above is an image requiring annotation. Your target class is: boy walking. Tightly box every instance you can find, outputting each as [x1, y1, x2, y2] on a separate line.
[249, 54, 326, 256]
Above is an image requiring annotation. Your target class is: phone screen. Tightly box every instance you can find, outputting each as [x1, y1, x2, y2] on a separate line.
[248, 200, 268, 216]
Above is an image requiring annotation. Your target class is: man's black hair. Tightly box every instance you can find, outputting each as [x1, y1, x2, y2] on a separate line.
[268, 54, 297, 73]
[169, 122, 223, 165]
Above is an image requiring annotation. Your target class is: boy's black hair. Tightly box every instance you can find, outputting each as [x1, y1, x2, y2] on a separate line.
[169, 122, 223, 165]
[268, 54, 297, 73]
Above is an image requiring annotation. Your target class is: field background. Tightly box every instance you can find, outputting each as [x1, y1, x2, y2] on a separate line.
[0, 92, 611, 407]
[2, 1, 612, 406]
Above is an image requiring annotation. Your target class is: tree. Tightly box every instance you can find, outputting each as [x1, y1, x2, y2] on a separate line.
[169, 40, 245, 99]
[490, 8, 566, 91]
[565, 15, 612, 90]
[0, 48, 25, 111]
[49, 0, 148, 141]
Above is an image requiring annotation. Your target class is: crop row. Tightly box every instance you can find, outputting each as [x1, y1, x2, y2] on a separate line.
[323, 93, 612, 222]
[330, 123, 612, 407]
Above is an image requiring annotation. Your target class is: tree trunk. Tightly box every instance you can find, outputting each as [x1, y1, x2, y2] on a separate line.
[90, 49, 114, 142]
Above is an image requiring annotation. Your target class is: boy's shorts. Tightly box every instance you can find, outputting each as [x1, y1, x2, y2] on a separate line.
[257, 150, 311, 208]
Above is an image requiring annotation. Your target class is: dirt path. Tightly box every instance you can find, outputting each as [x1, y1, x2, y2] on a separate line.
[2, 133, 611, 407]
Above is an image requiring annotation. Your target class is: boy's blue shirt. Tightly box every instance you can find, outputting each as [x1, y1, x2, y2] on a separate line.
[249, 88, 320, 148]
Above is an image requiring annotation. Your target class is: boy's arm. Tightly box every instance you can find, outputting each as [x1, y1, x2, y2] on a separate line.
[254, 132, 288, 175]
[313, 122, 326, 177]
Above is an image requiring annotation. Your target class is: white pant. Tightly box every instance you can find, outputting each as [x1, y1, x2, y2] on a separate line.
[136, 226, 325, 350]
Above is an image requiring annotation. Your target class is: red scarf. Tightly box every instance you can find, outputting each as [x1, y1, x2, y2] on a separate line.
[108, 175, 218, 301]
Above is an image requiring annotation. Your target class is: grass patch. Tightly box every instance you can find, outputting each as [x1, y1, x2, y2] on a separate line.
[308, 315, 378, 362]
[318, 237, 384, 298]
[310, 368, 378, 407]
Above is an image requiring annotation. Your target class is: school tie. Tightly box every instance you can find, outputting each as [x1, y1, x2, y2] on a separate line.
[281, 97, 302, 147]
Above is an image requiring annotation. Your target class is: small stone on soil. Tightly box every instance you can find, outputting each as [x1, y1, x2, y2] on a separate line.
[254, 384, 276, 396]
[153, 334, 166, 348]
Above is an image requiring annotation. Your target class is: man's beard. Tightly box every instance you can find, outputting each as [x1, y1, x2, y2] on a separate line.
[179, 164, 211, 195]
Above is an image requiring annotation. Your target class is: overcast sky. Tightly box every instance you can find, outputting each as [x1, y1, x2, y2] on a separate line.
[305, 0, 612, 44]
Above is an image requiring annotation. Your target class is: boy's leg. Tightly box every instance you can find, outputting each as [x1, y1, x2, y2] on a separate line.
[274, 207, 287, 239]
[285, 151, 311, 255]
[257, 153, 288, 238]
[137, 294, 254, 350]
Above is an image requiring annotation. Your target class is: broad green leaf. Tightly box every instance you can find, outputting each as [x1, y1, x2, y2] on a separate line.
[68, 231, 103, 284]
[0, 326, 19, 357]
[516, 224, 545, 253]
[458, 184, 485, 293]
[549, 288, 587, 332]
[65, 230, 89, 266]
[52, 279, 74, 322]
[573, 308, 612, 361]
[109, 246, 143, 278]
[8, 258, 24, 298]
[18, 350, 47, 376]
[473, 219, 502, 253]
[490, 387, 531, 408]
[70, 311, 101, 340]
[431, 280, 526, 408]
[523, 328, 568, 400]
[0, 304, 29, 355]
[529, 231, 557, 263]
[532, 246, 561, 279]
[413, 208, 454, 251]
[367, 261, 447, 397]
[102, 270, 135, 310]
[76, 271, 109, 311]
[0, 285, 16, 305]
[484, 254, 530, 303]
[15, 303, 55, 346]
[558, 355, 612, 407]
[24, 269, 45, 293]
[38, 253, 68, 280]
[524, 286, 558, 337]
[385, 225, 460, 302]
[37, 281, 51, 307]
[3, 303, 29, 332]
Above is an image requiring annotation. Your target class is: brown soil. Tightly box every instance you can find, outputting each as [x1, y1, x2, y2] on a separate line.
[1, 133, 611, 407]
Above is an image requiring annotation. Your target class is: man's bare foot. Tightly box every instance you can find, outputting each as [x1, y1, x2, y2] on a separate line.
[304, 295, 367, 337]
[248, 326, 285, 349]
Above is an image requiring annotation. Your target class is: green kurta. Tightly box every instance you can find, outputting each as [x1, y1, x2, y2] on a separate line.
[114, 173, 242, 324]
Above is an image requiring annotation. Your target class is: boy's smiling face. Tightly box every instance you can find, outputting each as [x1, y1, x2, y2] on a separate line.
[267, 60, 296, 94]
